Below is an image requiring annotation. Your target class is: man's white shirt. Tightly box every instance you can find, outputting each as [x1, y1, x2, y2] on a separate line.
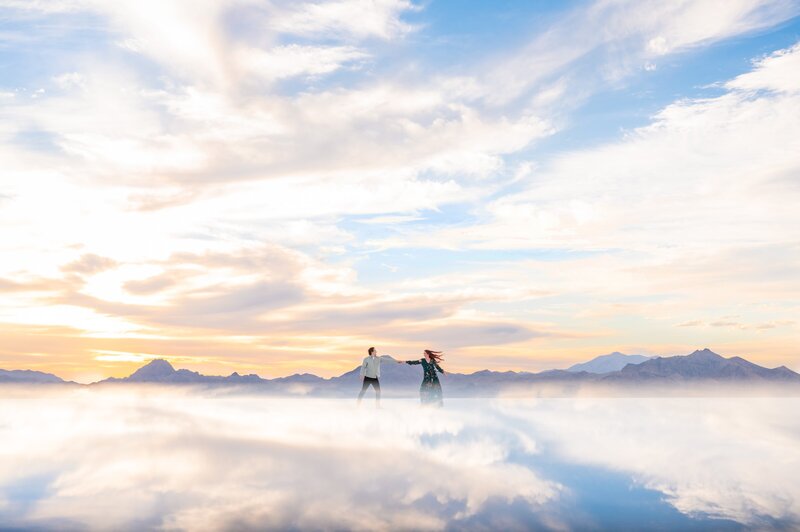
[360, 355, 393, 379]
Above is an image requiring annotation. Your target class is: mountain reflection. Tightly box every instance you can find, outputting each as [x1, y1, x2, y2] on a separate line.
[0, 388, 797, 530]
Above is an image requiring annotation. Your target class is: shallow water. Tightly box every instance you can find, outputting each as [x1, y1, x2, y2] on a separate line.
[1, 388, 798, 530]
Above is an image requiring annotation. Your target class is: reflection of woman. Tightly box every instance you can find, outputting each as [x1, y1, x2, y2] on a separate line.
[401, 350, 445, 407]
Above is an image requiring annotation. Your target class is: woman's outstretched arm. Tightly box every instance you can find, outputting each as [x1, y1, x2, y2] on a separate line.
[405, 359, 421, 365]
[433, 362, 444, 374]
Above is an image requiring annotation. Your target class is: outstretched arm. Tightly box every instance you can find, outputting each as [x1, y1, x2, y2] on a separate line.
[434, 362, 444, 374]
[405, 359, 421, 365]
[377, 354, 404, 364]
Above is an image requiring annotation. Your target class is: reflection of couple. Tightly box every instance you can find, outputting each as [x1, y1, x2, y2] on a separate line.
[357, 347, 445, 407]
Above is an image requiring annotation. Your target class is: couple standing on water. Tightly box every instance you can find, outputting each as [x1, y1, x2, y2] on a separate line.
[357, 347, 445, 407]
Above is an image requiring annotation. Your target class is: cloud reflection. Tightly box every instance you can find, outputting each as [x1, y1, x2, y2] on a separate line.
[497, 397, 800, 528]
[1, 388, 798, 530]
[0, 388, 558, 530]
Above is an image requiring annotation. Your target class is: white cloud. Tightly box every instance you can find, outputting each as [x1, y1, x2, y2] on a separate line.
[268, 0, 419, 40]
[636, 0, 799, 57]
[727, 41, 800, 93]
[238, 44, 368, 81]
[1, 0, 799, 376]
[375, 39, 800, 265]
[482, 0, 800, 103]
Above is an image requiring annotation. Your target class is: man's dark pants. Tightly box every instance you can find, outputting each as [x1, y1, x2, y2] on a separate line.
[357, 377, 381, 403]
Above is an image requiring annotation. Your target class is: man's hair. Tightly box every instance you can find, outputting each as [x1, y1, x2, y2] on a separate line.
[368, 347, 376, 355]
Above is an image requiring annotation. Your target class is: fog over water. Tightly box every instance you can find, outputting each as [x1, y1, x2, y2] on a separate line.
[1, 387, 798, 530]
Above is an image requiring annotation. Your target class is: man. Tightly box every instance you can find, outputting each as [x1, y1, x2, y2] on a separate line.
[357, 347, 394, 407]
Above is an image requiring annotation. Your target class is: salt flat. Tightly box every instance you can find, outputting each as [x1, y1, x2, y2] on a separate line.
[1, 387, 798, 530]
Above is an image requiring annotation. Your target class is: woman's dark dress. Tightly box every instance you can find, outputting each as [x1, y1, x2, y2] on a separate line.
[406, 358, 444, 406]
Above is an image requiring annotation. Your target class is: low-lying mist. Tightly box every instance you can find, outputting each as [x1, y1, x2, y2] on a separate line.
[1, 386, 798, 530]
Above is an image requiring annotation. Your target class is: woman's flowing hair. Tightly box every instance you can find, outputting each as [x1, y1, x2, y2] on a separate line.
[424, 349, 444, 365]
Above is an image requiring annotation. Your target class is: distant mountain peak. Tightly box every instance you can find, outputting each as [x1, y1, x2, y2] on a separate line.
[688, 348, 723, 359]
[0, 368, 65, 384]
[607, 348, 800, 383]
[128, 359, 176, 381]
[142, 358, 174, 370]
[567, 352, 651, 374]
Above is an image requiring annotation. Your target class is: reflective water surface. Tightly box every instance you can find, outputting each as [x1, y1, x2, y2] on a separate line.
[1, 388, 798, 530]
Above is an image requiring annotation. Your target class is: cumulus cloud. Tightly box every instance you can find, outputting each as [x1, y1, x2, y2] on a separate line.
[0, 0, 799, 378]
[381, 37, 800, 253]
[727, 41, 800, 93]
[362, 39, 800, 365]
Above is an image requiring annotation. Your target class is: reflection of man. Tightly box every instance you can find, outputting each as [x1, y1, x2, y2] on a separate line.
[357, 347, 394, 407]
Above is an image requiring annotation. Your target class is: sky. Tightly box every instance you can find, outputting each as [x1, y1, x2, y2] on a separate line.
[1, 0, 799, 382]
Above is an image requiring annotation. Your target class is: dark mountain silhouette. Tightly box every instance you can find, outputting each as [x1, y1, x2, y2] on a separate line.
[567, 352, 650, 374]
[100, 359, 268, 385]
[5, 349, 800, 394]
[603, 348, 800, 383]
[128, 359, 190, 382]
[100, 349, 800, 393]
[0, 368, 65, 384]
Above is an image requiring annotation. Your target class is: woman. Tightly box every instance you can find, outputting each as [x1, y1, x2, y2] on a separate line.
[400, 349, 445, 407]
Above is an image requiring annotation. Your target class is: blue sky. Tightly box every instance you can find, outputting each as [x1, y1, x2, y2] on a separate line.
[1, 0, 800, 381]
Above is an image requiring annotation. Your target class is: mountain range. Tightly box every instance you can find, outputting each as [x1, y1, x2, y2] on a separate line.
[567, 352, 651, 373]
[0, 368, 66, 384]
[2, 349, 799, 395]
